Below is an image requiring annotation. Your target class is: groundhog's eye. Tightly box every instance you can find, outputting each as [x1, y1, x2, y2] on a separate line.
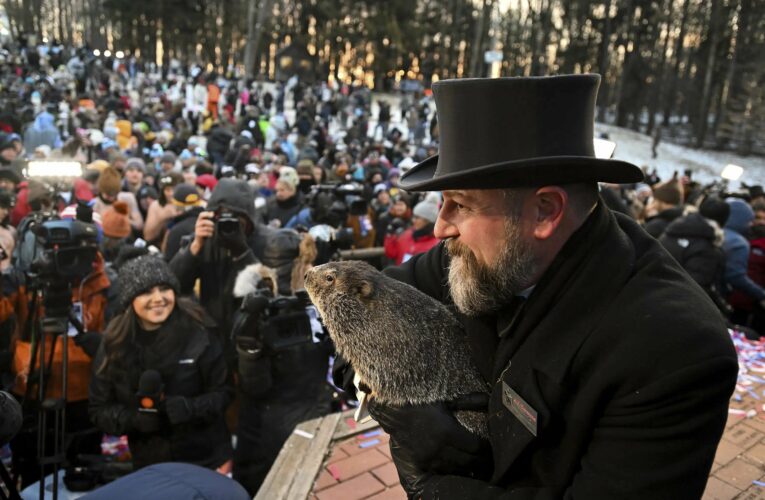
[325, 274, 335, 283]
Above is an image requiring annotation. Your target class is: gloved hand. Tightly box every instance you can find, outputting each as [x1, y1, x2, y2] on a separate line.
[368, 394, 492, 498]
[331, 353, 358, 396]
[132, 410, 160, 434]
[163, 396, 193, 425]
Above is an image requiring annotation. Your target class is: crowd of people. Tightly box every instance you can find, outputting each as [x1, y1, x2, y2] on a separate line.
[0, 36, 757, 496]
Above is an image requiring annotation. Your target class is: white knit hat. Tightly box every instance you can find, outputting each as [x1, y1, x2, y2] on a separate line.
[413, 201, 439, 224]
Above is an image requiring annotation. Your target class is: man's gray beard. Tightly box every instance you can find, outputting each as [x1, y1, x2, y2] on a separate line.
[446, 219, 537, 316]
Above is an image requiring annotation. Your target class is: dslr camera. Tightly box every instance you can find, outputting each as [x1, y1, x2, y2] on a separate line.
[214, 210, 241, 236]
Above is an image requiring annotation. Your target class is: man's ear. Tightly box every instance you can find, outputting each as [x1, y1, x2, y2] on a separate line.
[532, 186, 567, 240]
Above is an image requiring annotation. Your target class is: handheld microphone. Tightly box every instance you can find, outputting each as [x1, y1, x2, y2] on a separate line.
[135, 370, 163, 434]
[137, 370, 163, 413]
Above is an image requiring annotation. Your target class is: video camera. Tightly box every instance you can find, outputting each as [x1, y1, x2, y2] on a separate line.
[308, 183, 368, 227]
[31, 218, 99, 279]
[232, 286, 326, 397]
[28, 216, 99, 318]
[234, 288, 322, 352]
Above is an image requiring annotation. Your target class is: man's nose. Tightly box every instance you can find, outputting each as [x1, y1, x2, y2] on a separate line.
[434, 213, 459, 240]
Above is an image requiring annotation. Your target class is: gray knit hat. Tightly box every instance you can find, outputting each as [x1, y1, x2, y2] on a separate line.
[125, 157, 146, 173]
[413, 200, 439, 224]
[118, 255, 181, 308]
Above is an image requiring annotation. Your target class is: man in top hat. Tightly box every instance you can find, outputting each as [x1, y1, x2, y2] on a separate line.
[359, 75, 737, 498]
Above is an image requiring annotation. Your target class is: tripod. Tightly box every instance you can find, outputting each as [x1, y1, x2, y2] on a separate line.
[23, 282, 75, 500]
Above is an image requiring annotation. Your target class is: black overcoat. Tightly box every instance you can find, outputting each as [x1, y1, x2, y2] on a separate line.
[385, 202, 738, 499]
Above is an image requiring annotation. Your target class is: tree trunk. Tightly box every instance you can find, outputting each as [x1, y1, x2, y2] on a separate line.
[469, 0, 489, 77]
[244, 0, 258, 78]
[662, 0, 690, 125]
[597, 0, 618, 121]
[694, 0, 722, 148]
[646, 0, 674, 135]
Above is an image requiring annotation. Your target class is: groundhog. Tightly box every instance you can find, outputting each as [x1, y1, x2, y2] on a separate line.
[304, 260, 488, 437]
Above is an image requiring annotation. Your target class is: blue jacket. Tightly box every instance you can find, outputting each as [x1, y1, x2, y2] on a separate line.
[723, 198, 765, 300]
[23, 111, 62, 153]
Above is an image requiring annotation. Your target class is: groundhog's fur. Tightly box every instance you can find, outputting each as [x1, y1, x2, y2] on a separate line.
[305, 260, 488, 437]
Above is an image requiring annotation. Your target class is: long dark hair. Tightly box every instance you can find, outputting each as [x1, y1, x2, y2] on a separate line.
[97, 296, 210, 376]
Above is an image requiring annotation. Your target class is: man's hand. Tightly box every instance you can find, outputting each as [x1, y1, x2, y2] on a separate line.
[190, 211, 215, 256]
[368, 394, 492, 497]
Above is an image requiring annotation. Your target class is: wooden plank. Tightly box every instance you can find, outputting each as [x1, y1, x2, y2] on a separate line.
[285, 412, 342, 500]
[254, 416, 323, 500]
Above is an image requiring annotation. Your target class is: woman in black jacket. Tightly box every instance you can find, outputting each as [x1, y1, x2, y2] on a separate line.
[89, 255, 233, 471]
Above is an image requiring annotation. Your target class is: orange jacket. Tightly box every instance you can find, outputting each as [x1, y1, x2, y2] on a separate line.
[13, 254, 110, 401]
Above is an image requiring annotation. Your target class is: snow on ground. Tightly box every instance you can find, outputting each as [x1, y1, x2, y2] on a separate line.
[595, 123, 765, 188]
[282, 88, 765, 189]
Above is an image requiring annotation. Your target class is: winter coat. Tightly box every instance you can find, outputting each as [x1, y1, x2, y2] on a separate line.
[659, 211, 725, 290]
[164, 207, 204, 261]
[169, 179, 289, 342]
[385, 201, 736, 498]
[643, 205, 684, 238]
[12, 255, 110, 402]
[384, 225, 439, 265]
[23, 112, 61, 153]
[89, 308, 233, 470]
[264, 193, 304, 228]
[233, 333, 334, 494]
[729, 237, 765, 311]
[723, 199, 765, 301]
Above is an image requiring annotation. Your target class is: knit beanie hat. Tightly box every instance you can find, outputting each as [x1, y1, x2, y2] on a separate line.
[652, 179, 683, 205]
[413, 200, 439, 224]
[87, 159, 110, 173]
[97, 166, 122, 198]
[125, 157, 146, 173]
[160, 152, 177, 165]
[296, 159, 315, 177]
[278, 166, 299, 188]
[699, 196, 730, 228]
[102, 201, 131, 239]
[118, 255, 180, 308]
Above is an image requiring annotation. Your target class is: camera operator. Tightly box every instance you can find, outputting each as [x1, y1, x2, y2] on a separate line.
[169, 178, 279, 353]
[230, 263, 333, 495]
[9, 206, 109, 487]
[89, 255, 233, 471]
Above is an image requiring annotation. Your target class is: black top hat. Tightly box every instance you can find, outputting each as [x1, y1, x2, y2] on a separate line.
[400, 74, 644, 192]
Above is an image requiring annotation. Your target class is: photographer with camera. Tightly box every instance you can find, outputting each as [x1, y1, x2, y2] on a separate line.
[89, 255, 233, 471]
[169, 178, 273, 344]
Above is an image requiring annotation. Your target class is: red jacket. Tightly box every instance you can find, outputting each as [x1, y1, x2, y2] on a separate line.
[384, 227, 439, 265]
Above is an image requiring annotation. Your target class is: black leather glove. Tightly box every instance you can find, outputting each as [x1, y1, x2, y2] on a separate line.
[163, 396, 193, 425]
[331, 353, 358, 396]
[132, 410, 160, 434]
[368, 394, 492, 499]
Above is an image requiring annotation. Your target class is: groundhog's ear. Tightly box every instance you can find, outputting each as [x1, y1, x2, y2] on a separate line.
[357, 280, 373, 299]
